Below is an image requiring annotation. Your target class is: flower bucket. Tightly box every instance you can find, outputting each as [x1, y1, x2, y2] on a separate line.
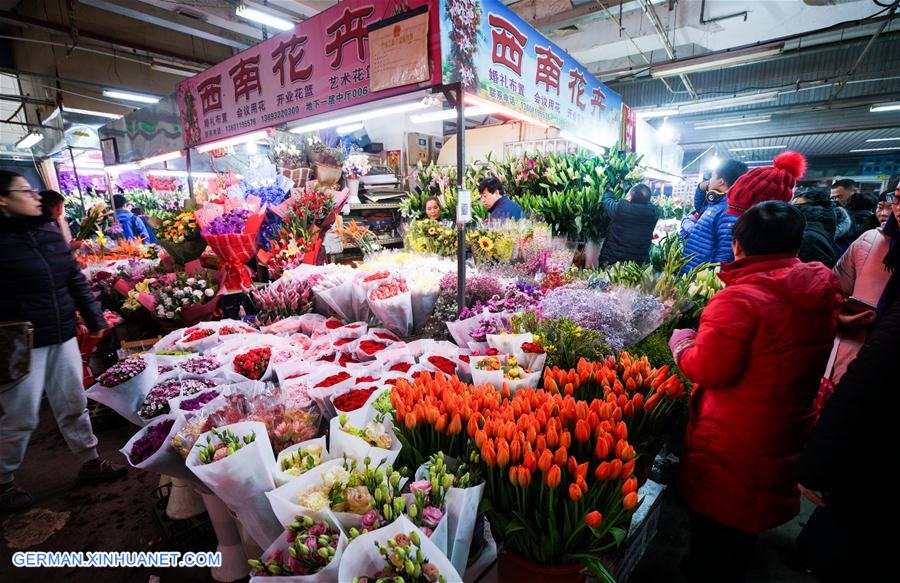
[498, 549, 587, 583]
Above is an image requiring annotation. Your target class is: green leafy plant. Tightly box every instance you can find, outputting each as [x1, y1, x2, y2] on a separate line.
[507, 312, 611, 370]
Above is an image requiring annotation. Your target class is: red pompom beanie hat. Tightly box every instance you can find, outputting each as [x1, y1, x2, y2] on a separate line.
[726, 151, 807, 216]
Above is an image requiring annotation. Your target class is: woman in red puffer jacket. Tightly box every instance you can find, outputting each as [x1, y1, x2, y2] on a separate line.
[669, 201, 843, 583]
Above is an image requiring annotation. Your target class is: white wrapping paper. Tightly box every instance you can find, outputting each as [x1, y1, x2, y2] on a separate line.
[368, 290, 413, 337]
[86, 353, 159, 426]
[186, 421, 281, 549]
[329, 408, 401, 468]
[249, 510, 347, 583]
[119, 413, 197, 483]
[273, 436, 330, 487]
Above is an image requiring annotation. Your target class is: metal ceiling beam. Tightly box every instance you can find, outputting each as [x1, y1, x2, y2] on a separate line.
[0, 93, 55, 106]
[79, 0, 255, 50]
[635, 0, 698, 99]
[0, 10, 218, 66]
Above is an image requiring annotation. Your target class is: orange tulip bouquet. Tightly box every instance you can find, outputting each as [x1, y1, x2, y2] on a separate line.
[543, 352, 687, 479]
[391, 371, 643, 579]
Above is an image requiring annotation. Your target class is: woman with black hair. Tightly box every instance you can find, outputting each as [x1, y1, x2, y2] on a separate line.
[0, 171, 126, 512]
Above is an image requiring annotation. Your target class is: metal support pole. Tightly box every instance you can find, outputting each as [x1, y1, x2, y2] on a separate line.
[455, 83, 467, 317]
[185, 148, 195, 201]
[67, 146, 86, 217]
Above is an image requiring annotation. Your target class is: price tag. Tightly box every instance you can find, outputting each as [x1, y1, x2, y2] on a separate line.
[456, 189, 472, 224]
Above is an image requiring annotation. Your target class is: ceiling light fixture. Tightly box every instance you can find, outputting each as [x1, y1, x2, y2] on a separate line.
[150, 59, 205, 78]
[650, 44, 784, 78]
[728, 145, 787, 152]
[147, 169, 222, 179]
[16, 133, 43, 149]
[106, 163, 140, 173]
[706, 154, 721, 171]
[335, 123, 365, 135]
[290, 101, 434, 134]
[866, 136, 900, 142]
[236, 5, 294, 31]
[694, 115, 772, 130]
[103, 89, 161, 104]
[195, 130, 270, 153]
[410, 105, 500, 123]
[63, 107, 123, 119]
[744, 159, 774, 165]
[658, 118, 675, 143]
[635, 92, 779, 119]
[137, 150, 183, 167]
[849, 146, 900, 153]
[870, 102, 900, 113]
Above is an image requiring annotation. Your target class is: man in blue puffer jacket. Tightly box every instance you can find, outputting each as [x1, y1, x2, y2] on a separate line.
[682, 160, 749, 272]
[682, 152, 807, 273]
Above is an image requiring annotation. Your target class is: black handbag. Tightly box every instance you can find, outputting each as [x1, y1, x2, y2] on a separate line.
[0, 321, 33, 386]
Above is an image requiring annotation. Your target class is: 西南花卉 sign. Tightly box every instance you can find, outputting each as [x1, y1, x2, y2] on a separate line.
[439, 0, 623, 148]
[177, 0, 442, 148]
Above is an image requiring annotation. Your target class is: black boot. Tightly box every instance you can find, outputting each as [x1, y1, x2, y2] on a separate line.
[78, 458, 128, 483]
[0, 481, 35, 512]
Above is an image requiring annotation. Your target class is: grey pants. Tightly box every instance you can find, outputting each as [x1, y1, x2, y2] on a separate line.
[0, 337, 98, 483]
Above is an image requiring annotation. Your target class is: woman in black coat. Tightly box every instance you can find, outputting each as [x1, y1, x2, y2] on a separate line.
[792, 189, 838, 267]
[796, 266, 900, 580]
[0, 171, 126, 512]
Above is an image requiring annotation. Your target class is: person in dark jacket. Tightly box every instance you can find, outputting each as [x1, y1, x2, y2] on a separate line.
[0, 171, 126, 512]
[478, 177, 523, 221]
[791, 188, 838, 267]
[796, 267, 899, 582]
[599, 184, 659, 265]
[113, 193, 152, 241]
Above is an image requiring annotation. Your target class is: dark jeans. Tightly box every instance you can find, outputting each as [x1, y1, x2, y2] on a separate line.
[685, 511, 758, 583]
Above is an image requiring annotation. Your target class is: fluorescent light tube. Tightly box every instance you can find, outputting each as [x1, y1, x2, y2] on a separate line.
[147, 169, 222, 179]
[63, 107, 123, 119]
[138, 150, 183, 167]
[651, 45, 784, 78]
[410, 105, 500, 123]
[103, 89, 161, 104]
[694, 115, 771, 130]
[744, 160, 774, 165]
[678, 92, 779, 114]
[870, 102, 900, 113]
[728, 145, 787, 152]
[635, 108, 678, 119]
[866, 137, 900, 142]
[150, 60, 204, 78]
[849, 146, 900, 153]
[336, 123, 365, 135]
[195, 130, 270, 153]
[15, 132, 43, 149]
[290, 101, 432, 134]
[236, 5, 294, 31]
[106, 163, 140, 173]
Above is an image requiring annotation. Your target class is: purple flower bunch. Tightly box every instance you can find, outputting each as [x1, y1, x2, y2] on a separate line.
[178, 356, 222, 375]
[438, 272, 503, 306]
[487, 282, 544, 315]
[245, 184, 290, 206]
[139, 378, 217, 419]
[470, 313, 506, 342]
[540, 286, 644, 351]
[129, 418, 175, 465]
[179, 390, 220, 412]
[97, 356, 147, 388]
[204, 208, 251, 235]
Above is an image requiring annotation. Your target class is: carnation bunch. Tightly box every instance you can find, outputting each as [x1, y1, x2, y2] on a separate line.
[138, 378, 217, 419]
[129, 418, 175, 465]
[97, 356, 147, 388]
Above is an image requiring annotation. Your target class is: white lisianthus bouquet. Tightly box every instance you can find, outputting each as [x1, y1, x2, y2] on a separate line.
[152, 271, 220, 321]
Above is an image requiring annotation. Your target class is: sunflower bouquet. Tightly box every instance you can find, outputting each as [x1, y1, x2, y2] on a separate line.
[407, 219, 456, 257]
[465, 227, 514, 264]
[155, 208, 206, 265]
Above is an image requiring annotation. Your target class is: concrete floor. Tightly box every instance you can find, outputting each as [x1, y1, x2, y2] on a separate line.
[1, 404, 817, 583]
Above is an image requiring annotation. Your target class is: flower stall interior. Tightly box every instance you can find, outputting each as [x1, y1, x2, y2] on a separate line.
[68, 1, 710, 582]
